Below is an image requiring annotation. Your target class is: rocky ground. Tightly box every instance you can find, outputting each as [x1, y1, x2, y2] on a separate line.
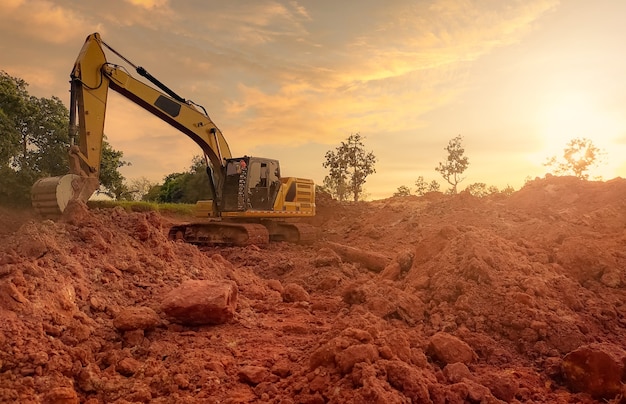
[1, 175, 626, 403]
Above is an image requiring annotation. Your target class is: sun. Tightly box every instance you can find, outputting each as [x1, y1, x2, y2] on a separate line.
[532, 92, 624, 180]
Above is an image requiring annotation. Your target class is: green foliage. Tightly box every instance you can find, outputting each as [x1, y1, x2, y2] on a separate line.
[181, 155, 214, 202]
[143, 184, 162, 202]
[393, 185, 411, 197]
[0, 165, 38, 206]
[323, 133, 376, 202]
[0, 73, 25, 166]
[24, 96, 70, 176]
[159, 172, 186, 203]
[436, 135, 469, 194]
[544, 137, 605, 180]
[99, 135, 131, 199]
[157, 202, 197, 216]
[154, 155, 213, 204]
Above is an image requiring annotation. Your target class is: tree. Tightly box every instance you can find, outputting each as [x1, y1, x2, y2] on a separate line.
[415, 176, 441, 195]
[544, 137, 605, 180]
[323, 133, 376, 202]
[158, 172, 186, 203]
[23, 96, 70, 176]
[393, 185, 411, 197]
[436, 135, 469, 194]
[143, 184, 162, 202]
[125, 176, 157, 201]
[465, 182, 488, 197]
[0, 72, 25, 167]
[322, 175, 348, 201]
[181, 155, 214, 203]
[323, 175, 348, 202]
[415, 176, 428, 196]
[154, 155, 214, 203]
[428, 180, 441, 192]
[96, 135, 130, 199]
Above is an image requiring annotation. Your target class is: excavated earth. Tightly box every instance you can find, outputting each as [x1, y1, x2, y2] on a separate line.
[1, 175, 626, 403]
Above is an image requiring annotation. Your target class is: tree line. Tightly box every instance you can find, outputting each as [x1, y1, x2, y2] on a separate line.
[322, 133, 606, 201]
[0, 71, 607, 207]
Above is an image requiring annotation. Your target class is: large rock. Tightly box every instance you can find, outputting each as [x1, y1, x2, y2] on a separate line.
[238, 365, 270, 385]
[427, 332, 476, 365]
[324, 241, 391, 272]
[43, 387, 79, 404]
[161, 280, 238, 326]
[562, 343, 626, 399]
[282, 283, 310, 303]
[335, 343, 379, 374]
[113, 306, 161, 331]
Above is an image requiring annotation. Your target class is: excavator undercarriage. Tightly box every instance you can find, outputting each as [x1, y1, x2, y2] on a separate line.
[167, 220, 318, 246]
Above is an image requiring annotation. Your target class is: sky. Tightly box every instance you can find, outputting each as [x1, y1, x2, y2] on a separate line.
[2, 0, 626, 200]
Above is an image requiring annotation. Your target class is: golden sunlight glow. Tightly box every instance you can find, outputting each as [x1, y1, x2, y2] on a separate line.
[125, 0, 168, 9]
[533, 92, 623, 179]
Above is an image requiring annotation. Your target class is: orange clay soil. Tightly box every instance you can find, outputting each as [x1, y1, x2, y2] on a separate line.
[1, 175, 626, 404]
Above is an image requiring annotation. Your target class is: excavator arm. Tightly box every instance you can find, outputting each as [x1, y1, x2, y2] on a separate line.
[32, 32, 232, 217]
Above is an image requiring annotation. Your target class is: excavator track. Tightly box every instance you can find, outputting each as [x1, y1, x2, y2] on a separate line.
[264, 221, 319, 244]
[290, 223, 319, 244]
[168, 222, 270, 246]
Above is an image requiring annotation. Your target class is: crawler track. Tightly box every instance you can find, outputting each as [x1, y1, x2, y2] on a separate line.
[168, 222, 270, 246]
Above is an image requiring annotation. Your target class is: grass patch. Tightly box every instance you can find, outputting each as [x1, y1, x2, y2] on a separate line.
[87, 200, 196, 217]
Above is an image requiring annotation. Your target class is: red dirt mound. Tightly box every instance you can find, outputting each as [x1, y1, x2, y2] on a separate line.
[1, 175, 626, 403]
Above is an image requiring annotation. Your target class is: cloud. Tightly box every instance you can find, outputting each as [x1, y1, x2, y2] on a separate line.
[0, 0, 95, 44]
[207, 0, 561, 152]
[169, 1, 312, 47]
[125, 0, 169, 9]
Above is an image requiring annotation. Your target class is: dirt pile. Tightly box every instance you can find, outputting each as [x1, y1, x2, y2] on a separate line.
[1, 175, 626, 403]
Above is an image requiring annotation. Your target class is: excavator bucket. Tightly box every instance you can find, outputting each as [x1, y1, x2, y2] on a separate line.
[31, 174, 99, 219]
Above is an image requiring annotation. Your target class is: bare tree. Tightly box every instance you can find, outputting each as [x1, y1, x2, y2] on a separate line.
[125, 176, 157, 201]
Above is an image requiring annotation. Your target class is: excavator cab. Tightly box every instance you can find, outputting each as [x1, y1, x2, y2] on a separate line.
[221, 157, 281, 212]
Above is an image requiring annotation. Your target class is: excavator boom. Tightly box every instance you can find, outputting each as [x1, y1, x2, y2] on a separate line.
[32, 33, 231, 218]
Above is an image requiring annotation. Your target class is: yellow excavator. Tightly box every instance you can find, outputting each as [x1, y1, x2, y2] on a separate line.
[31, 33, 316, 245]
